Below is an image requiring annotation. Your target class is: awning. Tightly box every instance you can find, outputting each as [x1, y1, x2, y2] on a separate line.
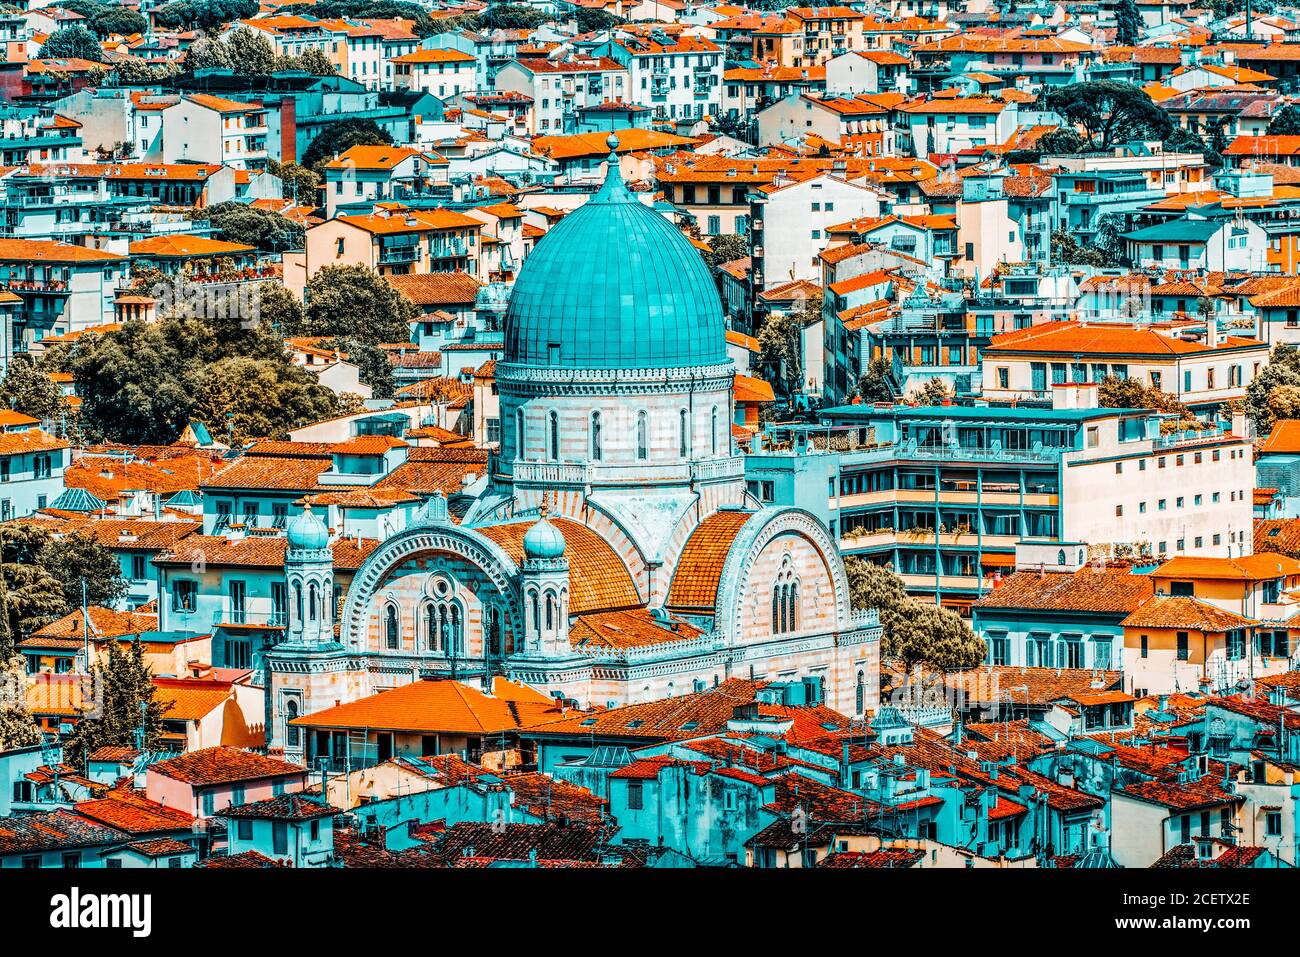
[981, 553, 1016, 567]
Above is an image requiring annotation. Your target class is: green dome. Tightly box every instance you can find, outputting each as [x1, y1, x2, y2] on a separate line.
[286, 505, 329, 551]
[523, 517, 566, 560]
[504, 140, 727, 371]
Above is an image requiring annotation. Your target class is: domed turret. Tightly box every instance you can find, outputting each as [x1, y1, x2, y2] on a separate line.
[503, 134, 727, 372]
[286, 503, 329, 551]
[523, 508, 566, 561]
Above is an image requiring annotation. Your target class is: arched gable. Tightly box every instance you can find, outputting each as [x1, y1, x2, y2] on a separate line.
[339, 524, 522, 649]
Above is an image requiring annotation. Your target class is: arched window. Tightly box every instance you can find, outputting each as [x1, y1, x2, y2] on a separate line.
[487, 606, 502, 656]
[285, 699, 299, 748]
[679, 409, 689, 457]
[293, 582, 303, 623]
[636, 410, 648, 460]
[545, 593, 556, 631]
[530, 591, 540, 634]
[711, 406, 719, 455]
[424, 602, 438, 651]
[516, 409, 525, 458]
[590, 411, 602, 461]
[855, 671, 865, 716]
[385, 604, 399, 649]
[448, 604, 462, 656]
[548, 410, 559, 461]
[771, 588, 780, 633]
[788, 582, 799, 633]
[1057, 550, 1067, 566]
[779, 583, 789, 633]
[308, 583, 318, 622]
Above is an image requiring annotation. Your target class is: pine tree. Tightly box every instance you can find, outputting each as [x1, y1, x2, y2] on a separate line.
[0, 654, 40, 750]
[65, 637, 169, 767]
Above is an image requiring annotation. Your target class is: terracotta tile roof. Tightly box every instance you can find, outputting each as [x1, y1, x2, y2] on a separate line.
[476, 517, 641, 613]
[1121, 771, 1243, 810]
[54, 518, 202, 552]
[293, 677, 559, 735]
[568, 608, 703, 650]
[986, 319, 1264, 356]
[974, 565, 1154, 614]
[26, 673, 92, 717]
[64, 452, 221, 501]
[943, 667, 1124, 706]
[154, 535, 378, 571]
[382, 269, 486, 306]
[666, 509, 754, 611]
[125, 837, 194, 857]
[430, 821, 622, 866]
[183, 93, 262, 114]
[128, 235, 255, 257]
[1153, 843, 1270, 868]
[1256, 517, 1300, 555]
[506, 772, 608, 823]
[75, 791, 194, 835]
[1261, 418, 1300, 454]
[0, 810, 125, 855]
[522, 678, 847, 742]
[32, 605, 158, 640]
[1154, 553, 1300, 580]
[151, 678, 233, 722]
[1121, 596, 1256, 632]
[220, 793, 336, 821]
[194, 849, 288, 868]
[820, 848, 924, 868]
[203, 453, 331, 491]
[0, 427, 70, 456]
[89, 746, 142, 763]
[149, 747, 307, 786]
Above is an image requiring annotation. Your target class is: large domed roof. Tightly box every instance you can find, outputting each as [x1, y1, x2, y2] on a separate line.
[504, 137, 727, 371]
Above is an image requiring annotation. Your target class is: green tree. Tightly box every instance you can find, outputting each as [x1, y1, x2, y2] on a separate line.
[38, 24, 106, 61]
[856, 355, 895, 403]
[1268, 103, 1300, 136]
[152, 0, 259, 31]
[301, 118, 394, 172]
[845, 559, 986, 671]
[279, 46, 337, 76]
[195, 356, 340, 444]
[473, 3, 550, 29]
[295, 265, 417, 345]
[183, 33, 231, 71]
[0, 353, 66, 424]
[911, 377, 952, 405]
[758, 308, 805, 397]
[89, 5, 149, 37]
[1246, 344, 1300, 433]
[65, 637, 170, 768]
[1046, 81, 1173, 152]
[701, 233, 748, 271]
[267, 160, 321, 206]
[224, 24, 277, 74]
[255, 281, 307, 335]
[68, 318, 208, 444]
[40, 533, 128, 612]
[1115, 0, 1142, 45]
[0, 525, 124, 643]
[1036, 126, 1085, 156]
[1098, 373, 1188, 415]
[196, 201, 304, 251]
[0, 654, 40, 749]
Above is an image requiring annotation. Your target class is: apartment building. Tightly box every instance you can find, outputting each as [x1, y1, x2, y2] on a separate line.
[162, 94, 269, 171]
[745, 390, 1254, 613]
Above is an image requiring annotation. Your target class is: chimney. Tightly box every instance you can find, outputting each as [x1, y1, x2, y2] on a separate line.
[1206, 315, 1219, 349]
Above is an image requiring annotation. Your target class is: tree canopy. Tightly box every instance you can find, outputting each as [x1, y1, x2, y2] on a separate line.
[301, 118, 394, 172]
[1247, 344, 1300, 434]
[0, 525, 126, 648]
[845, 559, 986, 671]
[38, 25, 106, 61]
[1045, 81, 1173, 152]
[151, 0, 259, 31]
[294, 264, 418, 345]
[65, 637, 171, 768]
[1268, 104, 1300, 136]
[0, 353, 69, 426]
[194, 201, 305, 252]
[1115, 0, 1142, 45]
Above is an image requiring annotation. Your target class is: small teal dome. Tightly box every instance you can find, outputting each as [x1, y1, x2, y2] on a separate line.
[286, 504, 329, 551]
[523, 516, 566, 560]
[504, 139, 727, 371]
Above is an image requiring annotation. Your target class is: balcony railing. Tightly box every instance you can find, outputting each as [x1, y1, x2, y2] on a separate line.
[211, 609, 287, 628]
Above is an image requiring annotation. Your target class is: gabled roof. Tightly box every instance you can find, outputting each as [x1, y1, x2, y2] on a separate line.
[150, 747, 306, 786]
[973, 565, 1154, 614]
[292, 678, 558, 735]
[1121, 596, 1256, 632]
[1154, 553, 1300, 581]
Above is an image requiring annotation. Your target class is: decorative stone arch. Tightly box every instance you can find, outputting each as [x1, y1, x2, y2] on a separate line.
[339, 525, 523, 649]
[713, 507, 851, 645]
